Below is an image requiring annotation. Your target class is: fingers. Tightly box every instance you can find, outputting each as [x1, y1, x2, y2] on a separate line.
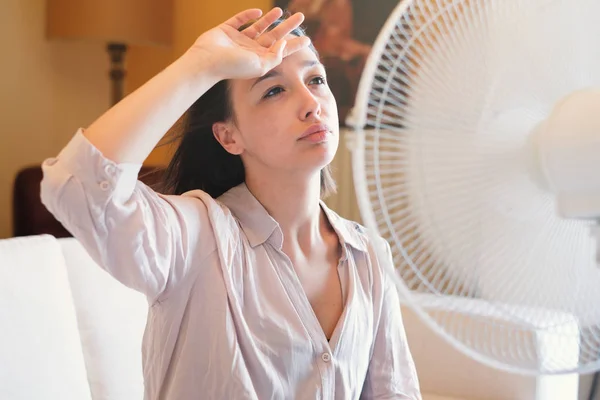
[241, 7, 283, 38]
[257, 12, 305, 47]
[260, 38, 287, 71]
[272, 39, 288, 59]
[223, 9, 263, 29]
[281, 36, 311, 58]
[233, 8, 306, 49]
[262, 36, 311, 71]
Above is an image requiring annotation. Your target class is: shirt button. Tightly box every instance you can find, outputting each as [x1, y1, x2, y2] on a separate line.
[104, 164, 115, 175]
[99, 181, 110, 191]
[321, 352, 331, 363]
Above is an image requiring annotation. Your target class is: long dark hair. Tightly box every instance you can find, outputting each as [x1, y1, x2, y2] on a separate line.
[159, 17, 337, 198]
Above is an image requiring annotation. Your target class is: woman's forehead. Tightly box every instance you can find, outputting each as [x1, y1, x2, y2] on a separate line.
[231, 48, 323, 91]
[280, 46, 321, 67]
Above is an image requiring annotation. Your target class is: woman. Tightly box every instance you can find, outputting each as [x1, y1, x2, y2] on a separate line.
[41, 7, 421, 400]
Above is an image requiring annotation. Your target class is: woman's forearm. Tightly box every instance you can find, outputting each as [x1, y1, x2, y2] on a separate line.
[83, 52, 219, 164]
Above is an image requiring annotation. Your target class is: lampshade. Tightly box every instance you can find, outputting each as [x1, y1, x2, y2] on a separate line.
[46, 0, 173, 46]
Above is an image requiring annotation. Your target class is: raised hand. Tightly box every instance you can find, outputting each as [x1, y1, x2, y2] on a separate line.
[188, 8, 311, 81]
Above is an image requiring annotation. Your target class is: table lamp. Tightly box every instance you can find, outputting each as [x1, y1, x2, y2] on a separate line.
[46, 0, 174, 105]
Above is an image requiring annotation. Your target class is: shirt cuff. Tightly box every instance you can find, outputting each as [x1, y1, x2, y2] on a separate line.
[47, 128, 143, 201]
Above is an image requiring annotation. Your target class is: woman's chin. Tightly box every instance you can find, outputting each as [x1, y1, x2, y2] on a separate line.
[285, 138, 339, 172]
[310, 144, 338, 168]
[310, 136, 338, 159]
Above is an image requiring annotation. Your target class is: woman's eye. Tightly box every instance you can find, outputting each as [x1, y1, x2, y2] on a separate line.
[261, 77, 326, 99]
[263, 86, 284, 99]
[311, 76, 327, 85]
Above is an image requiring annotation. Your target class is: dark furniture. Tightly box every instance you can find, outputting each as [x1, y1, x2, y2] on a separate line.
[12, 165, 164, 237]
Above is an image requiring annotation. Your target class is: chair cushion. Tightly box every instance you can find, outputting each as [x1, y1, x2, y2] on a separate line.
[60, 238, 148, 400]
[0, 235, 92, 400]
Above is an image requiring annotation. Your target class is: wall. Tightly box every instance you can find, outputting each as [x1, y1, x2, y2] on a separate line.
[128, 0, 274, 165]
[0, 0, 356, 238]
[0, 0, 359, 242]
[0, 0, 274, 238]
[0, 0, 110, 238]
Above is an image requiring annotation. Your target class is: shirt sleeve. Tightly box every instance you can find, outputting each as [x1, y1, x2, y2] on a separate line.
[361, 239, 422, 400]
[40, 129, 217, 302]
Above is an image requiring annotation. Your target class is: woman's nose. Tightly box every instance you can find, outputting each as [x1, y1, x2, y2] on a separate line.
[298, 86, 321, 120]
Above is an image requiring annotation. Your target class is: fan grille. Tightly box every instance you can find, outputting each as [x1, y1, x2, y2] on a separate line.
[355, 0, 600, 374]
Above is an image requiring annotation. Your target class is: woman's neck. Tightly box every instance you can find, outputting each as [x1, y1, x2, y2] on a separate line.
[245, 170, 327, 253]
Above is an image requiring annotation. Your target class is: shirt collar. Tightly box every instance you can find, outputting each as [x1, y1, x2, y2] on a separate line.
[218, 183, 280, 248]
[319, 200, 368, 255]
[218, 183, 368, 254]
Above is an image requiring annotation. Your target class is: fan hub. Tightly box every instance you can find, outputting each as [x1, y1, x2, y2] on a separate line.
[536, 89, 600, 219]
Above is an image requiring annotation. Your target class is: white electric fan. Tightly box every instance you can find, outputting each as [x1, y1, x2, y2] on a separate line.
[345, 0, 600, 376]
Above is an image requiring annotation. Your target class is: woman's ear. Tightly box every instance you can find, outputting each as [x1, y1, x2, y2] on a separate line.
[212, 122, 244, 155]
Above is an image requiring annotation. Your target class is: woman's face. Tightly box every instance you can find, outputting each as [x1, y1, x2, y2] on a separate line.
[216, 43, 339, 180]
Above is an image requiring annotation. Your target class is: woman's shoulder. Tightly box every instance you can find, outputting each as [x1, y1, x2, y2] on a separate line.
[177, 188, 238, 228]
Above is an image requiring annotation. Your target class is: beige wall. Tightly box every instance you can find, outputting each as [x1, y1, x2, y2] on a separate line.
[129, 0, 274, 165]
[0, 0, 110, 238]
[0, 0, 273, 238]
[1, 0, 357, 238]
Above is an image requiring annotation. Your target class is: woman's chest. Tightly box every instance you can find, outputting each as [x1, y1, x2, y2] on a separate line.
[162, 242, 379, 395]
[221, 243, 377, 360]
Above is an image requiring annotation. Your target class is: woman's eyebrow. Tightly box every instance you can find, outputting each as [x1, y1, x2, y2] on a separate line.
[250, 60, 325, 91]
[302, 60, 322, 68]
[251, 70, 281, 90]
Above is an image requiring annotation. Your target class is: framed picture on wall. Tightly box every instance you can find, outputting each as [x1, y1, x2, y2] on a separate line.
[274, 0, 399, 124]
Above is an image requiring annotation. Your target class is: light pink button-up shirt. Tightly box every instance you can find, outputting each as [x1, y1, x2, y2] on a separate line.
[40, 130, 421, 400]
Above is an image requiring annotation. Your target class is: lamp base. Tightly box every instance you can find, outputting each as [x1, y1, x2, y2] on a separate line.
[107, 42, 128, 106]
